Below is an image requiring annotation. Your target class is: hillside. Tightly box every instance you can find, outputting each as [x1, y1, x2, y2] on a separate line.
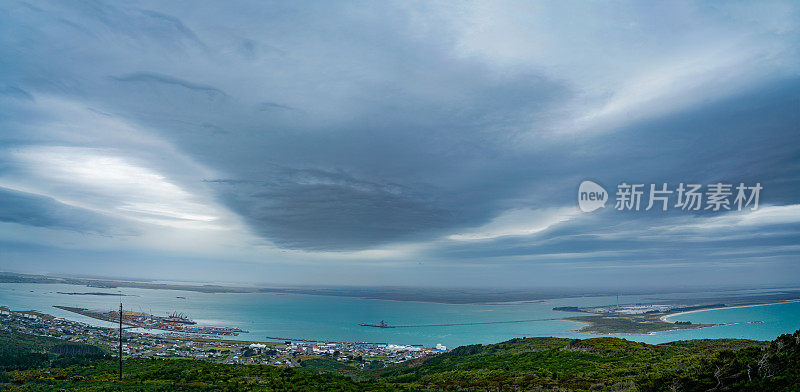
[306, 331, 799, 391]
[1, 329, 798, 391]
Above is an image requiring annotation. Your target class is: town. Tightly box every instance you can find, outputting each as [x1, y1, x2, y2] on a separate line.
[0, 306, 447, 368]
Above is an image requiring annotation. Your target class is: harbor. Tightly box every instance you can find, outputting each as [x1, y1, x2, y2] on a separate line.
[54, 305, 248, 336]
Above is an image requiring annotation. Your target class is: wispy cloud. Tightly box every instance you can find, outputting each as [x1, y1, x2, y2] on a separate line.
[448, 207, 578, 241]
[412, 1, 799, 136]
[111, 72, 226, 99]
[666, 204, 800, 231]
[4, 146, 220, 227]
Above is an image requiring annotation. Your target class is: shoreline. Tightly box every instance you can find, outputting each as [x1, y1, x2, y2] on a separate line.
[660, 299, 800, 322]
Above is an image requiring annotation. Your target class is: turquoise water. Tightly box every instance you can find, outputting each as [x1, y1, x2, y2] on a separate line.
[1, 283, 798, 347]
[659, 302, 800, 342]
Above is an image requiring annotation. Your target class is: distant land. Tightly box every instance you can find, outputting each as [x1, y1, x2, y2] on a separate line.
[0, 272, 254, 294]
[554, 301, 800, 334]
[553, 304, 725, 334]
[57, 292, 134, 296]
[3, 271, 800, 307]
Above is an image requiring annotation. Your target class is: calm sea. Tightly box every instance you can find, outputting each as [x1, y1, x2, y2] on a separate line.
[1, 283, 798, 348]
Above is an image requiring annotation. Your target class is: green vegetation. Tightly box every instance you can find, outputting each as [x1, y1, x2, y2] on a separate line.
[298, 357, 367, 379]
[370, 336, 772, 391]
[0, 330, 109, 382]
[8, 358, 384, 391]
[2, 329, 799, 391]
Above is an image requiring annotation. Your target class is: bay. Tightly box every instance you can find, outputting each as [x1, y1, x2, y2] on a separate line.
[2, 283, 798, 348]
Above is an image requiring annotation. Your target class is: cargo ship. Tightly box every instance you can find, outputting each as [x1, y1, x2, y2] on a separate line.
[163, 312, 196, 324]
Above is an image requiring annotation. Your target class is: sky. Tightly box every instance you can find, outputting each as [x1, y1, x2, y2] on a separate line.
[0, 0, 798, 289]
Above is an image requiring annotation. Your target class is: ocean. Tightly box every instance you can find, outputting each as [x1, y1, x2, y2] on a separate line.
[1, 283, 799, 348]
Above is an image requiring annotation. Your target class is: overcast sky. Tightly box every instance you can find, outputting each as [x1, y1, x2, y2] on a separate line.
[0, 0, 798, 289]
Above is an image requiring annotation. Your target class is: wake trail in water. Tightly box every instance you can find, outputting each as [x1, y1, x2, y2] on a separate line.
[392, 318, 560, 328]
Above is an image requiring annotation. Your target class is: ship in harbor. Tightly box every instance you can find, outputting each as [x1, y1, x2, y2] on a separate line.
[359, 320, 394, 328]
[163, 312, 196, 324]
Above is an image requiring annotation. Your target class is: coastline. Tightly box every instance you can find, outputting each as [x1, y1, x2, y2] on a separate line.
[6, 279, 800, 346]
[660, 299, 800, 322]
[559, 300, 800, 336]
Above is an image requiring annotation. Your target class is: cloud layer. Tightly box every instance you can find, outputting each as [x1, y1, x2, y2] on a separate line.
[0, 0, 798, 287]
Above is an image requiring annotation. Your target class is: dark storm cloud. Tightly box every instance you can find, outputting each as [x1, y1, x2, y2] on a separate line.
[0, 0, 798, 287]
[211, 170, 455, 250]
